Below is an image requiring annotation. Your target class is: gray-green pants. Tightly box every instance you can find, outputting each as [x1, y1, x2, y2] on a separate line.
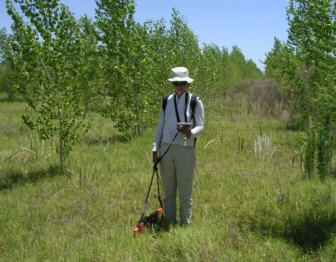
[159, 143, 196, 225]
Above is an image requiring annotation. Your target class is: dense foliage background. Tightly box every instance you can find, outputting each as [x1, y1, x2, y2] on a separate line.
[264, 0, 336, 179]
[1, 0, 263, 167]
[0, 0, 335, 178]
[1, 1, 336, 260]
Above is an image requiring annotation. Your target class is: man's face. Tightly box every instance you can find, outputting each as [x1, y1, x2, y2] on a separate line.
[172, 81, 189, 97]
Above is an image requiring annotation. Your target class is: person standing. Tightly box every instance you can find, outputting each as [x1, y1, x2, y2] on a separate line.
[152, 67, 204, 226]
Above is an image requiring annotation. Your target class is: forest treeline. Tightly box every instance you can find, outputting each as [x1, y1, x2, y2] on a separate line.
[1, 0, 335, 179]
[265, 0, 336, 179]
[0, 0, 262, 167]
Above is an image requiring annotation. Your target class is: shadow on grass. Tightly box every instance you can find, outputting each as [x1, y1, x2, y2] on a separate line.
[153, 216, 173, 233]
[85, 132, 134, 145]
[0, 96, 23, 103]
[254, 208, 336, 253]
[0, 164, 63, 190]
[134, 216, 172, 238]
[281, 213, 336, 252]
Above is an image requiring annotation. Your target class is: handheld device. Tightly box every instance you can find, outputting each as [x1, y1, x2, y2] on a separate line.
[177, 122, 191, 131]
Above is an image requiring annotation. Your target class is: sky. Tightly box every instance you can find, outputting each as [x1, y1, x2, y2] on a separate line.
[0, 0, 290, 70]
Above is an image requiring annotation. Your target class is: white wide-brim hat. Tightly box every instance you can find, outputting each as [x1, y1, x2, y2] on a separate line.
[167, 67, 194, 83]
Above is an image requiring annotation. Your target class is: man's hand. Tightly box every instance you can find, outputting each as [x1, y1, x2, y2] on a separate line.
[179, 129, 191, 138]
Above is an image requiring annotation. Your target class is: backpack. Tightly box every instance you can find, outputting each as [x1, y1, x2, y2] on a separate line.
[161, 92, 198, 146]
[162, 93, 198, 117]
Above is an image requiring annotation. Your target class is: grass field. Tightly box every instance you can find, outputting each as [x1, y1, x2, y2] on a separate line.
[1, 94, 336, 261]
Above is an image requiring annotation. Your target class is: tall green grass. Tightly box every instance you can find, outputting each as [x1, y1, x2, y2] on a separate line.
[0, 90, 336, 261]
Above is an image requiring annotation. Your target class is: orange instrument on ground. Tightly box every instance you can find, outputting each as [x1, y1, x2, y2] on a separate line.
[133, 207, 164, 237]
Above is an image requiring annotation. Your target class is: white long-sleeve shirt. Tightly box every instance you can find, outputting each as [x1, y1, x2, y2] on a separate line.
[152, 92, 204, 152]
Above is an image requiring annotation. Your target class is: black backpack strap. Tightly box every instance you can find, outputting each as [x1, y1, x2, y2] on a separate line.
[162, 94, 170, 114]
[190, 94, 198, 118]
[163, 93, 198, 114]
[162, 93, 199, 147]
[190, 93, 199, 147]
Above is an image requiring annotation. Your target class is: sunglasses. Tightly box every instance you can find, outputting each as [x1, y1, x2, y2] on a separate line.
[172, 81, 188, 86]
